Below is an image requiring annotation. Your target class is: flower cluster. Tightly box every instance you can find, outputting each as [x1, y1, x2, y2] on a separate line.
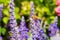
[19, 16, 29, 40]
[9, 0, 17, 28]
[9, 13, 17, 28]
[48, 16, 58, 37]
[29, 2, 39, 39]
[9, 26, 20, 40]
[0, 4, 3, 20]
[8, 0, 20, 40]
[30, 18, 40, 40]
[30, 2, 34, 17]
[0, 36, 2, 40]
[30, 17, 47, 40]
[30, 2, 47, 40]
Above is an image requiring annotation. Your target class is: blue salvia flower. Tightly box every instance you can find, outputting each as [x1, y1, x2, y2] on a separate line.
[30, 1, 47, 40]
[30, 16, 47, 40]
[39, 29, 48, 40]
[35, 19, 41, 30]
[35, 20, 47, 40]
[10, 0, 14, 14]
[9, 26, 20, 40]
[9, 0, 20, 40]
[30, 1, 34, 17]
[30, 19, 44, 40]
[48, 16, 58, 37]
[19, 16, 28, 40]
[9, 13, 17, 28]
[29, 2, 41, 40]
[30, 1, 35, 33]
[9, 13, 18, 40]
[9, 0, 17, 28]
[0, 4, 3, 20]
[30, 18, 41, 40]
[0, 36, 2, 40]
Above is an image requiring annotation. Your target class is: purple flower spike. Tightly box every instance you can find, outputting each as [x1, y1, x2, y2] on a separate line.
[9, 0, 14, 14]
[9, 14, 17, 27]
[0, 4, 3, 20]
[30, 18, 40, 40]
[19, 16, 29, 40]
[48, 16, 58, 37]
[30, 1, 34, 17]
[29, 2, 43, 40]
[9, 0, 20, 40]
[35, 19, 41, 31]
[9, 0, 17, 28]
[30, 16, 47, 40]
[0, 36, 2, 40]
[9, 27, 20, 40]
[19, 16, 28, 31]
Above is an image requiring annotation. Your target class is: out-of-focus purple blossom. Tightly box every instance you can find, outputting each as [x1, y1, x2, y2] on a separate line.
[35, 19, 41, 31]
[35, 21, 47, 40]
[8, 0, 20, 40]
[39, 29, 48, 40]
[9, 27, 20, 40]
[48, 23, 58, 37]
[30, 18, 44, 40]
[0, 4, 3, 20]
[48, 16, 58, 37]
[30, 1, 34, 17]
[9, 13, 17, 28]
[9, 8, 18, 40]
[0, 36, 2, 40]
[9, 0, 14, 15]
[9, 0, 17, 28]
[30, 2, 47, 39]
[19, 16, 29, 40]
[19, 16, 28, 31]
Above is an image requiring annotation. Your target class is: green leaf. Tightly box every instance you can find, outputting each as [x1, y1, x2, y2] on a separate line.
[44, 7, 50, 12]
[15, 13, 20, 19]
[39, 0, 43, 3]
[1, 28, 6, 35]
[53, 0, 56, 3]
[3, 9, 9, 16]
[3, 17, 9, 24]
[50, 16, 54, 19]
[14, 7, 19, 13]
[3, 0, 10, 4]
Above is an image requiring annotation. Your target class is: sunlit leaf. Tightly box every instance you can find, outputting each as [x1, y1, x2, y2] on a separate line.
[14, 7, 19, 13]
[1, 28, 6, 35]
[53, 0, 56, 3]
[39, 0, 43, 3]
[3, 9, 9, 16]
[44, 7, 50, 12]
[15, 13, 20, 19]
[3, 17, 9, 24]
[50, 16, 54, 19]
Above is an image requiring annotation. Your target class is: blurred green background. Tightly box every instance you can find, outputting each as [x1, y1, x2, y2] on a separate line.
[0, 0, 57, 40]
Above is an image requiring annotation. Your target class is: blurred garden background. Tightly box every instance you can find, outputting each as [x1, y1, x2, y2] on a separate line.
[0, 0, 59, 40]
